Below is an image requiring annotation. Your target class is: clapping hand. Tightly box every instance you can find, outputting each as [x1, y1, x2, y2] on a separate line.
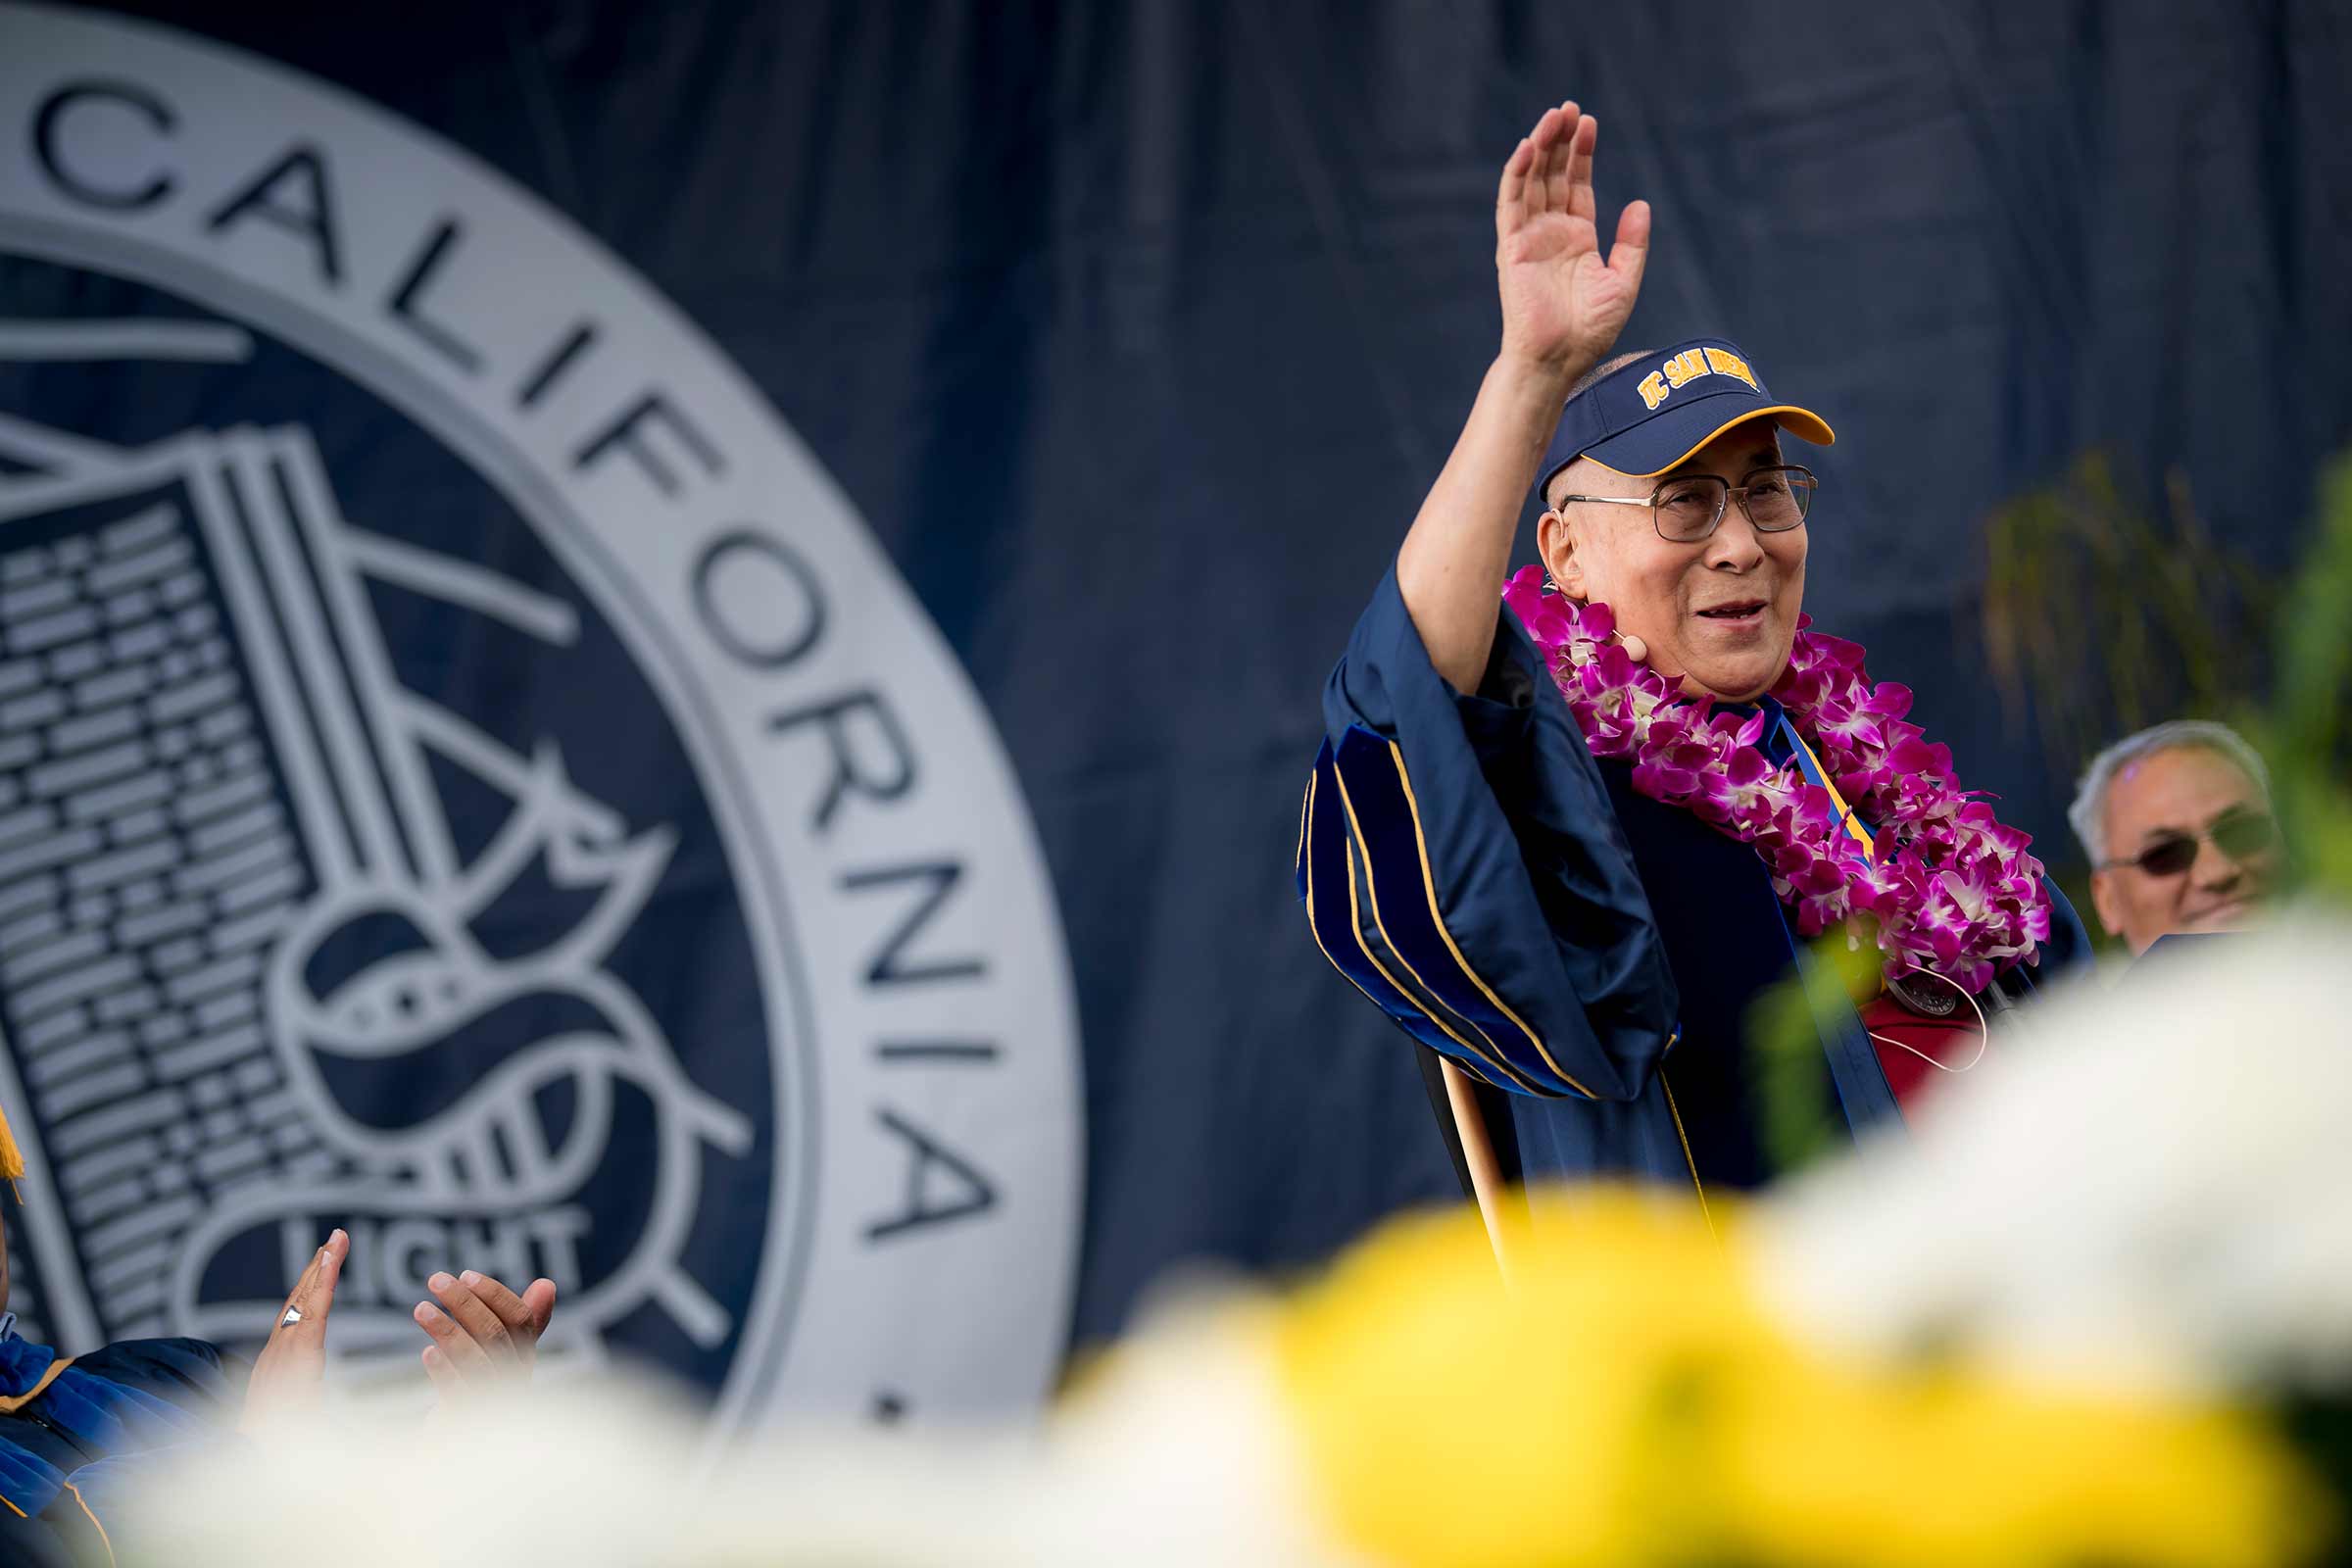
[1494, 101, 1649, 376]
[413, 1269, 559, 1408]
[236, 1233, 558, 1430]
[240, 1227, 348, 1433]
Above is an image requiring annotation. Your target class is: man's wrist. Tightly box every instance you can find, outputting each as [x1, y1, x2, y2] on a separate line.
[1486, 349, 1586, 416]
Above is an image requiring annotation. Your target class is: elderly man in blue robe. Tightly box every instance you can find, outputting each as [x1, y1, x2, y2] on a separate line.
[1298, 101, 2090, 1209]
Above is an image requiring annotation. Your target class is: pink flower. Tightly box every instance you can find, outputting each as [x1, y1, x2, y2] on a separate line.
[1889, 734, 1955, 780]
[1578, 644, 1644, 703]
[1866, 681, 1914, 719]
[1500, 565, 1549, 629]
[1503, 576, 2051, 993]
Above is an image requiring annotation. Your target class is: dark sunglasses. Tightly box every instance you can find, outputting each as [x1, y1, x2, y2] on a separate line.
[2099, 810, 2279, 878]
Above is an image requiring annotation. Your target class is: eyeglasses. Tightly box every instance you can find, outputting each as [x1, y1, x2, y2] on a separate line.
[1554, 465, 1817, 544]
[2098, 809, 2279, 877]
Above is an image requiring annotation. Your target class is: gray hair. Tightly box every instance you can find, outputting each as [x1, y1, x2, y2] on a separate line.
[2068, 720, 2273, 864]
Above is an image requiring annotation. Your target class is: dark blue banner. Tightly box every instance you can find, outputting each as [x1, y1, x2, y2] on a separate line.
[0, 2, 2344, 1433]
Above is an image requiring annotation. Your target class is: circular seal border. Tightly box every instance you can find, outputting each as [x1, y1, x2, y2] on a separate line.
[0, 0, 1084, 1439]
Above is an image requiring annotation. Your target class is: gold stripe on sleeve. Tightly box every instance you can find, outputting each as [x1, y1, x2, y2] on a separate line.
[1305, 774, 1518, 1086]
[1386, 741, 1598, 1099]
[1296, 774, 1311, 870]
[0, 1355, 74, 1413]
[64, 1482, 116, 1567]
[1659, 1063, 1717, 1240]
[1324, 769, 1544, 1095]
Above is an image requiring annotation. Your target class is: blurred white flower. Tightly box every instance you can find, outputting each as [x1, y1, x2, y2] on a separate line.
[126, 1311, 1349, 1568]
[1756, 913, 2352, 1396]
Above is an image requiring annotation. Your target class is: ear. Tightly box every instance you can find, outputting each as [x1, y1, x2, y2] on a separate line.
[1537, 507, 1588, 601]
[2086, 868, 2125, 939]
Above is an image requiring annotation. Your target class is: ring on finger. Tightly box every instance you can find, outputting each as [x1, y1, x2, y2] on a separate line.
[281, 1305, 303, 1327]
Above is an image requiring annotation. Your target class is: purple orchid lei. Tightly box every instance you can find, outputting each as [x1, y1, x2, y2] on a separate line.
[1502, 566, 2052, 993]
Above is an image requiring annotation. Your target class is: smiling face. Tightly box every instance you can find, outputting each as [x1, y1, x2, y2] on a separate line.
[1538, 420, 1807, 702]
[2090, 745, 2280, 956]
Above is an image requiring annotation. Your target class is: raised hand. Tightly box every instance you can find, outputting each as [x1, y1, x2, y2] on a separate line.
[1494, 101, 1650, 375]
[1396, 101, 1653, 691]
[240, 1227, 348, 1433]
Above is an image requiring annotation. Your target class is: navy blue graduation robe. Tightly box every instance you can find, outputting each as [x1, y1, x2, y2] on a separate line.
[0, 1316, 240, 1566]
[1299, 567, 2089, 1195]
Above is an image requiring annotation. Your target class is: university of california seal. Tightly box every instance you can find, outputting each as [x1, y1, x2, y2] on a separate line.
[0, 1, 1082, 1440]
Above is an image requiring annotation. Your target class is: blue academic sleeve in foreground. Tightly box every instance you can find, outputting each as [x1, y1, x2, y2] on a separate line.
[0, 1329, 240, 1567]
[1298, 565, 1680, 1102]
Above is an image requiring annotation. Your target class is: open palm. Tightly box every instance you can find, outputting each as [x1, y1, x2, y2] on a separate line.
[1495, 102, 1649, 372]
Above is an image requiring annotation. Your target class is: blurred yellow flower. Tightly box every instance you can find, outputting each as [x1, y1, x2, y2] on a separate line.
[1274, 1190, 2329, 1568]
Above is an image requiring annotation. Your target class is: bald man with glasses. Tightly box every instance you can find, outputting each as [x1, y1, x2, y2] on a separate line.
[2070, 720, 2280, 957]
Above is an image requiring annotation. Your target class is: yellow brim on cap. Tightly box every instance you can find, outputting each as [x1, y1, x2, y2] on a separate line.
[0, 1102, 22, 1182]
[1584, 404, 1838, 480]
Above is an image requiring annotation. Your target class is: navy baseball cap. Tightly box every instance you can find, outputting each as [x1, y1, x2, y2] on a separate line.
[1536, 336, 1835, 501]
